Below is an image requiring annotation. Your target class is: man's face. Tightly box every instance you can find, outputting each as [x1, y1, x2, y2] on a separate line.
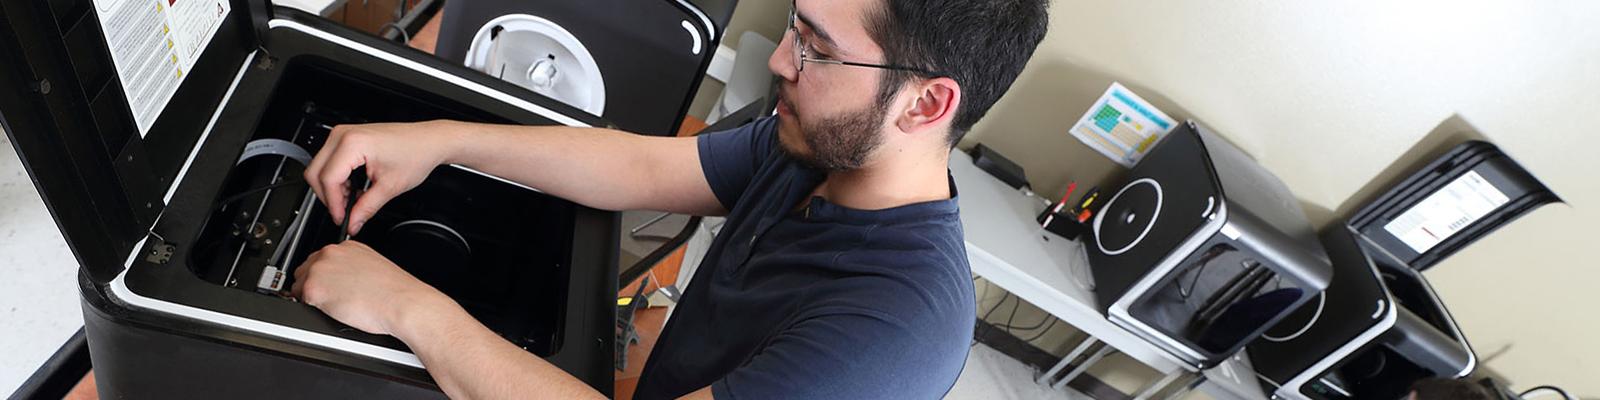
[769, 0, 898, 172]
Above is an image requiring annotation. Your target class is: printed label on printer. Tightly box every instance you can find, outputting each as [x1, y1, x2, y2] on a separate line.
[92, 0, 231, 138]
[1383, 171, 1510, 254]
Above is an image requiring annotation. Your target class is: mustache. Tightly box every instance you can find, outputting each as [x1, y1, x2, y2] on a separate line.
[777, 86, 796, 113]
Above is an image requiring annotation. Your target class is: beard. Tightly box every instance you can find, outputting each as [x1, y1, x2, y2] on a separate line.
[776, 88, 891, 172]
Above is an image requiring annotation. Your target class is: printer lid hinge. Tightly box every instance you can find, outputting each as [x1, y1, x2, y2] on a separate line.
[143, 231, 176, 265]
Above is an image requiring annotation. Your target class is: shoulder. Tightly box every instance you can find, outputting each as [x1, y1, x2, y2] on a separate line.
[811, 228, 976, 344]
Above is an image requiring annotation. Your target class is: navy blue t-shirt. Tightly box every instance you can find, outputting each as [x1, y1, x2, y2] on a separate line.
[634, 117, 975, 399]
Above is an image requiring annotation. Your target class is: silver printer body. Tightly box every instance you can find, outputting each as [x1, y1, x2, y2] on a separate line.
[1088, 121, 1333, 369]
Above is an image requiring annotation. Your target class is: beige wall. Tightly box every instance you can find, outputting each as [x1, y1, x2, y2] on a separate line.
[963, 0, 1600, 394]
[686, 0, 788, 120]
[720, 0, 787, 50]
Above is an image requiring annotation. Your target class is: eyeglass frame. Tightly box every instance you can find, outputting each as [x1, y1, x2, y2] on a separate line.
[786, 1, 944, 78]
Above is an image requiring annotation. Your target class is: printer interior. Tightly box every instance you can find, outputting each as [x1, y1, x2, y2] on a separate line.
[186, 56, 575, 356]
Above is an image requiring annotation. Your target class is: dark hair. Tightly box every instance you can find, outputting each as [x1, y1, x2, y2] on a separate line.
[864, 0, 1050, 146]
[1410, 378, 1496, 400]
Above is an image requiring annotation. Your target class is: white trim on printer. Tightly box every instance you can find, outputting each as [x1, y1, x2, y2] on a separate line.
[1105, 205, 1230, 368]
[1276, 293, 1398, 399]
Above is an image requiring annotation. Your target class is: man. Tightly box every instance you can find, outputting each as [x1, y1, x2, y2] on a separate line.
[291, 0, 1048, 398]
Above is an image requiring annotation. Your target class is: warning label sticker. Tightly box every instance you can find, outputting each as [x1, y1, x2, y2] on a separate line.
[92, 0, 231, 137]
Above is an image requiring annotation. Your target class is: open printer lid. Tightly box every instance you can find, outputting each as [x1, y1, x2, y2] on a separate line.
[1347, 140, 1560, 271]
[0, 0, 268, 283]
[0, 0, 604, 283]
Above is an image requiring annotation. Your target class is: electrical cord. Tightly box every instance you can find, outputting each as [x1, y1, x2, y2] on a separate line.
[982, 292, 1012, 321]
[975, 278, 1061, 342]
[1004, 295, 1021, 334]
[1179, 247, 1232, 299]
[1020, 318, 1059, 343]
[1520, 386, 1576, 400]
[990, 315, 1055, 332]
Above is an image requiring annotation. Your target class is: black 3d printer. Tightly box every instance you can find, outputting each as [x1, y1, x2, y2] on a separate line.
[1248, 141, 1558, 400]
[0, 0, 727, 397]
[1087, 120, 1334, 369]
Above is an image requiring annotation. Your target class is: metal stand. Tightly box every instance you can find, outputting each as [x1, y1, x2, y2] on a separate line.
[1161, 373, 1207, 400]
[630, 212, 673, 235]
[1037, 336, 1100, 385]
[1133, 369, 1187, 399]
[1053, 342, 1117, 390]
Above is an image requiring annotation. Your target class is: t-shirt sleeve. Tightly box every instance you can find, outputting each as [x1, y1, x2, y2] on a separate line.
[696, 116, 780, 211]
[710, 307, 969, 400]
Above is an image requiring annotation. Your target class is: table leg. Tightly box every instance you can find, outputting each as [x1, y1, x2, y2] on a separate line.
[1037, 336, 1101, 385]
[1052, 343, 1116, 390]
[1132, 370, 1187, 400]
[1159, 373, 1207, 400]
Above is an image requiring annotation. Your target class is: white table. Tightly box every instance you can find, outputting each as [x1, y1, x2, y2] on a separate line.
[952, 151, 1266, 399]
[275, 0, 347, 17]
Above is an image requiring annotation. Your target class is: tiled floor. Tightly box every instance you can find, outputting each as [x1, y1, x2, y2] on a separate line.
[0, 132, 88, 395]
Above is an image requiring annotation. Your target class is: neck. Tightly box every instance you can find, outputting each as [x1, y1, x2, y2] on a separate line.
[812, 144, 952, 211]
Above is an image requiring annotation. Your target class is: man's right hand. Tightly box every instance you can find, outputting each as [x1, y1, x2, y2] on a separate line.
[304, 120, 463, 235]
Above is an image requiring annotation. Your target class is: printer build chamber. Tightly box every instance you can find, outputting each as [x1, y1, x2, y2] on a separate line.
[0, 5, 620, 397]
[187, 58, 578, 356]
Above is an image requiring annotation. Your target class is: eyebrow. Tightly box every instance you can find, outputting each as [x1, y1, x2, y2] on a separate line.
[795, 9, 839, 49]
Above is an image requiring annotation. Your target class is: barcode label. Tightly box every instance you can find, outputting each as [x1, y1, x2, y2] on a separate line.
[1383, 171, 1510, 254]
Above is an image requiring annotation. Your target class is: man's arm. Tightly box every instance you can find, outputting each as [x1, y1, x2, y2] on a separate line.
[444, 121, 723, 215]
[293, 241, 603, 400]
[394, 286, 603, 399]
[305, 120, 724, 235]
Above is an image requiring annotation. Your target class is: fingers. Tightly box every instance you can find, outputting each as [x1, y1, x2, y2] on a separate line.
[306, 125, 367, 225]
[304, 125, 348, 212]
[346, 181, 399, 235]
[290, 248, 320, 300]
[318, 145, 369, 226]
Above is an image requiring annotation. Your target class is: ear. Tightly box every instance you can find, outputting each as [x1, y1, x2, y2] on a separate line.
[893, 76, 961, 138]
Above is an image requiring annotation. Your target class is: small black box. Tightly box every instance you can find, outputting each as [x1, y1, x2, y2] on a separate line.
[968, 143, 1030, 190]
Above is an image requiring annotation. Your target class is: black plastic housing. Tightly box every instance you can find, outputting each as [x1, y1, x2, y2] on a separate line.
[1348, 141, 1559, 271]
[2, 3, 621, 397]
[1246, 140, 1555, 399]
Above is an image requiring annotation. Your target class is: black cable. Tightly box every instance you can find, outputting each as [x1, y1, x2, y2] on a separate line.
[980, 284, 1051, 333]
[1520, 385, 1576, 400]
[1179, 261, 1210, 299]
[990, 311, 1055, 331]
[982, 292, 1012, 321]
[1180, 246, 1231, 299]
[1020, 318, 1059, 343]
[1004, 295, 1021, 335]
[211, 180, 307, 213]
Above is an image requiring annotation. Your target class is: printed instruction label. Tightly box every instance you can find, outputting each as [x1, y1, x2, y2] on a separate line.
[92, 0, 231, 137]
[1383, 171, 1510, 254]
[1068, 82, 1177, 168]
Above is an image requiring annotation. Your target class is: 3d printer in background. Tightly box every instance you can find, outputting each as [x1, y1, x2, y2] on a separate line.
[0, 0, 733, 396]
[1085, 120, 1334, 370]
[435, 0, 737, 137]
[1248, 141, 1559, 400]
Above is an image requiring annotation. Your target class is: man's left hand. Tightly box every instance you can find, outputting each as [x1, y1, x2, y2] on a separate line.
[291, 241, 451, 337]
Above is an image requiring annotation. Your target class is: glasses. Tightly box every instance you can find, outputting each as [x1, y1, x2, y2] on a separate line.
[787, 2, 941, 77]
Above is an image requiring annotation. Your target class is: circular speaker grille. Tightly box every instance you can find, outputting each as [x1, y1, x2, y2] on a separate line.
[1094, 178, 1163, 256]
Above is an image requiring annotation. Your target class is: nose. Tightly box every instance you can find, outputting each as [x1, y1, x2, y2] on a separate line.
[769, 28, 798, 82]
